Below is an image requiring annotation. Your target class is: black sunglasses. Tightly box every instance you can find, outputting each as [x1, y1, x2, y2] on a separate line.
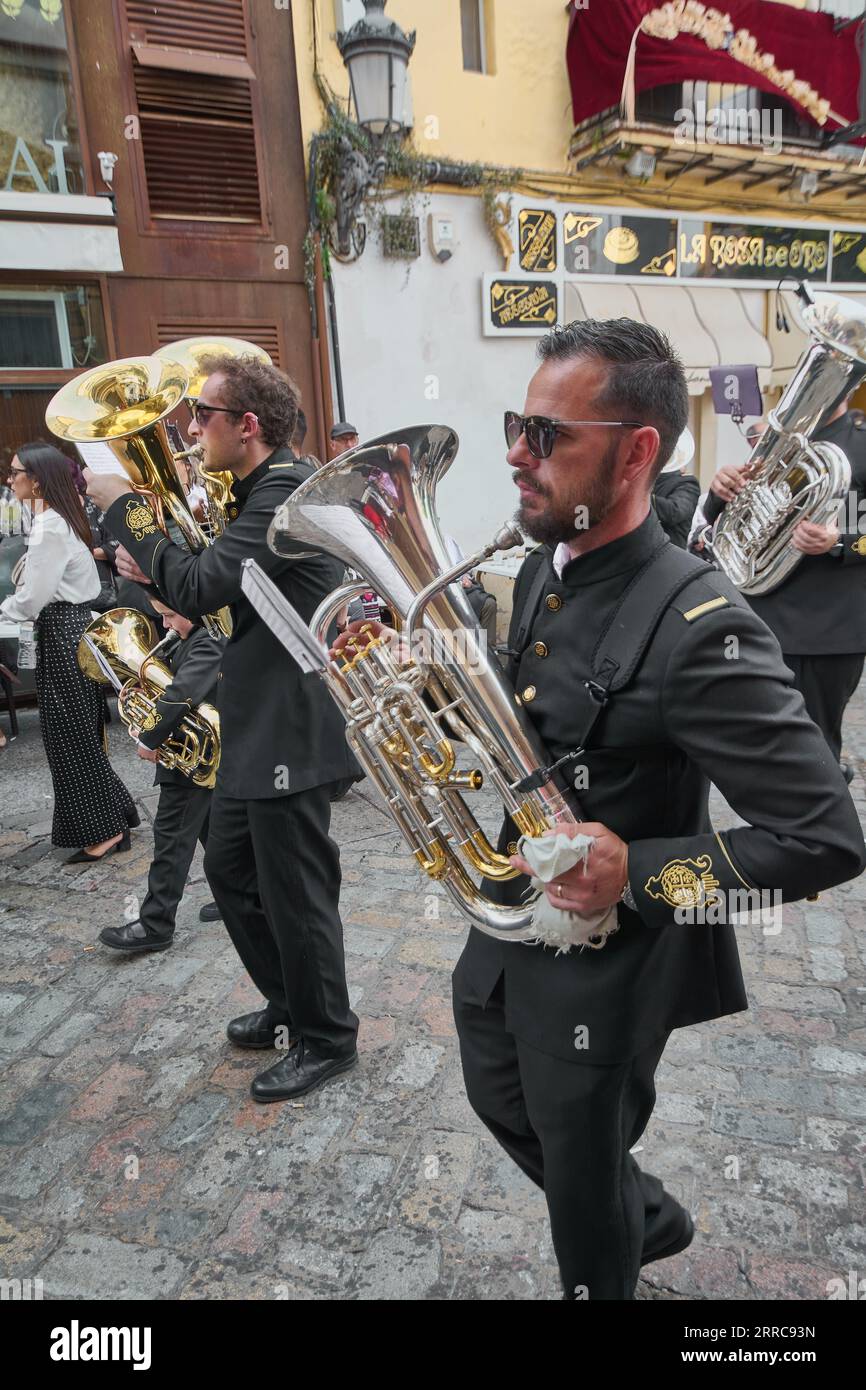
[504, 411, 644, 460]
[187, 400, 244, 426]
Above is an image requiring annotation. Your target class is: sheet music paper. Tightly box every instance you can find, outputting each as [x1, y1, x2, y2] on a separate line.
[240, 559, 329, 674]
[75, 442, 128, 477]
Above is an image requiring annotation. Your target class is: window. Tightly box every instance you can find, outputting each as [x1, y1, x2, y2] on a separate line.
[0, 284, 107, 369]
[0, 0, 84, 195]
[124, 0, 263, 225]
[461, 0, 489, 75]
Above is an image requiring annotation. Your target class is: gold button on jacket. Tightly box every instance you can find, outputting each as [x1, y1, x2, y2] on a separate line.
[545, 594, 562, 612]
[534, 641, 549, 658]
[522, 685, 537, 702]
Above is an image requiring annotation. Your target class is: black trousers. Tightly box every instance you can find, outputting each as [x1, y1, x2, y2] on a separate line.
[784, 653, 865, 763]
[203, 784, 358, 1058]
[139, 780, 212, 938]
[454, 973, 683, 1300]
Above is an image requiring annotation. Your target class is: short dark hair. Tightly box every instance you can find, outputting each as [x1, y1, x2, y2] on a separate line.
[293, 408, 308, 448]
[200, 354, 299, 449]
[537, 319, 689, 477]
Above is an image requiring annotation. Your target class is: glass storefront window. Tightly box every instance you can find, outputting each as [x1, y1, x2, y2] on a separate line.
[0, 0, 83, 196]
[0, 282, 107, 368]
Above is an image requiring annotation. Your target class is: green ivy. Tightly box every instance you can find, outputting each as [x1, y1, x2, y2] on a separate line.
[306, 108, 524, 270]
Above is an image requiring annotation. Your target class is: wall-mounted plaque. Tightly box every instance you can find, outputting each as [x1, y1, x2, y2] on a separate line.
[831, 230, 866, 286]
[485, 277, 558, 335]
[563, 209, 678, 278]
[518, 208, 557, 272]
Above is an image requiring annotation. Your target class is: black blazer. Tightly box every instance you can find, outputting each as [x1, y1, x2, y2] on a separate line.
[652, 471, 700, 549]
[454, 513, 865, 1064]
[105, 447, 359, 799]
[704, 411, 866, 655]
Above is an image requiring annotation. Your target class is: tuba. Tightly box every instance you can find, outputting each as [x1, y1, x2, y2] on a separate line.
[78, 608, 220, 789]
[256, 425, 617, 946]
[45, 356, 232, 639]
[707, 285, 866, 595]
[153, 336, 273, 540]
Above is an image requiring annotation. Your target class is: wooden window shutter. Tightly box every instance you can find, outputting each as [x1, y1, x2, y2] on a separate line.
[156, 322, 282, 367]
[126, 0, 248, 59]
[132, 66, 262, 223]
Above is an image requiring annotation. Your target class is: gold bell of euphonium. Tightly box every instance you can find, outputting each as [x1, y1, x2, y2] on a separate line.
[45, 355, 232, 639]
[153, 337, 273, 539]
[77, 608, 220, 788]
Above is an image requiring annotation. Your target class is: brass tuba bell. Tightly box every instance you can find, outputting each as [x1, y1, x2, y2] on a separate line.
[77, 608, 220, 788]
[45, 356, 232, 639]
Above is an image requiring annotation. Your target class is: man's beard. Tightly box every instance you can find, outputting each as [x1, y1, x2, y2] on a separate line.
[515, 440, 618, 546]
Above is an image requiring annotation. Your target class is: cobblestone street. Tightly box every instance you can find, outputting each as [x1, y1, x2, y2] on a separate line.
[1, 689, 865, 1302]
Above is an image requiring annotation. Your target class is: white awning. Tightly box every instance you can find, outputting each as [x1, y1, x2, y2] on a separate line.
[563, 282, 772, 394]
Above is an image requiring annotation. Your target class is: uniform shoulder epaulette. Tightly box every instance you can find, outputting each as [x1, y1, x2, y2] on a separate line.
[268, 460, 295, 469]
[670, 570, 732, 624]
[679, 594, 729, 623]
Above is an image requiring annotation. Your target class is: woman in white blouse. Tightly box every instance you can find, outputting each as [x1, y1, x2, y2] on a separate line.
[0, 444, 137, 862]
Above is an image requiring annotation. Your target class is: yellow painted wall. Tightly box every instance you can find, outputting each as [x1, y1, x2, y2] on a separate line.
[292, 0, 575, 174]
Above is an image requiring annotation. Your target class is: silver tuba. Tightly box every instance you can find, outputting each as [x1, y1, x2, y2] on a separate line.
[260, 425, 616, 946]
[707, 285, 866, 595]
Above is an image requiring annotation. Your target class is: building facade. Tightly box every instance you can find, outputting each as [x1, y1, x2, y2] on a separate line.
[1, 0, 321, 471]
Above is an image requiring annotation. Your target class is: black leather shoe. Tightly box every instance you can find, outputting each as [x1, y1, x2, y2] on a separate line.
[842, 762, 855, 785]
[98, 919, 172, 954]
[640, 1209, 694, 1267]
[226, 1009, 296, 1050]
[198, 901, 222, 922]
[250, 1042, 358, 1103]
[65, 830, 130, 865]
[126, 807, 141, 828]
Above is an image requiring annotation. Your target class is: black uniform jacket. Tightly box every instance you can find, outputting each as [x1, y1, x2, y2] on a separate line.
[455, 512, 865, 1064]
[137, 625, 225, 788]
[652, 471, 701, 549]
[105, 447, 358, 799]
[704, 411, 866, 655]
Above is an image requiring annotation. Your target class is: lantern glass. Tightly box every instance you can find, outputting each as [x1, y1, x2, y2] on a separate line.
[347, 49, 409, 135]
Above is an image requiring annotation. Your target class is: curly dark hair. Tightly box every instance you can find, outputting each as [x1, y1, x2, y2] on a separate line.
[198, 355, 299, 449]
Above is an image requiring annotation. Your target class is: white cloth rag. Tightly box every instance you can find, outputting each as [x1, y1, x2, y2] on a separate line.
[518, 832, 620, 953]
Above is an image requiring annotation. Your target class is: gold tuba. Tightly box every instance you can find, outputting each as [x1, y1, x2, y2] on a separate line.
[45, 356, 232, 639]
[257, 425, 617, 946]
[153, 336, 273, 540]
[77, 608, 220, 789]
[707, 285, 866, 594]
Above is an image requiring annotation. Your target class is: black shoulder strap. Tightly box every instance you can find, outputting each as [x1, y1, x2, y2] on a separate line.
[514, 541, 713, 796]
[586, 542, 712, 704]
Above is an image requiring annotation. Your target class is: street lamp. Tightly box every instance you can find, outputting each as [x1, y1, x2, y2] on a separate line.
[337, 0, 416, 137]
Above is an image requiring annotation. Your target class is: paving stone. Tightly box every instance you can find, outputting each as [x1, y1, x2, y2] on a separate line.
[710, 1103, 800, 1146]
[0, 990, 79, 1053]
[36, 1233, 189, 1298]
[351, 1226, 442, 1299]
[0, 1128, 95, 1201]
[0, 1081, 75, 1146]
[810, 1044, 866, 1077]
[160, 1093, 230, 1152]
[386, 1042, 444, 1090]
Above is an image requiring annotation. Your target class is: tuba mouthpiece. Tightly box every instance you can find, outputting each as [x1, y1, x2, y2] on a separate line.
[491, 523, 524, 553]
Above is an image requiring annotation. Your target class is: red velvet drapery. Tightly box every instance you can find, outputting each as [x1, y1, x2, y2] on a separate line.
[566, 0, 860, 133]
